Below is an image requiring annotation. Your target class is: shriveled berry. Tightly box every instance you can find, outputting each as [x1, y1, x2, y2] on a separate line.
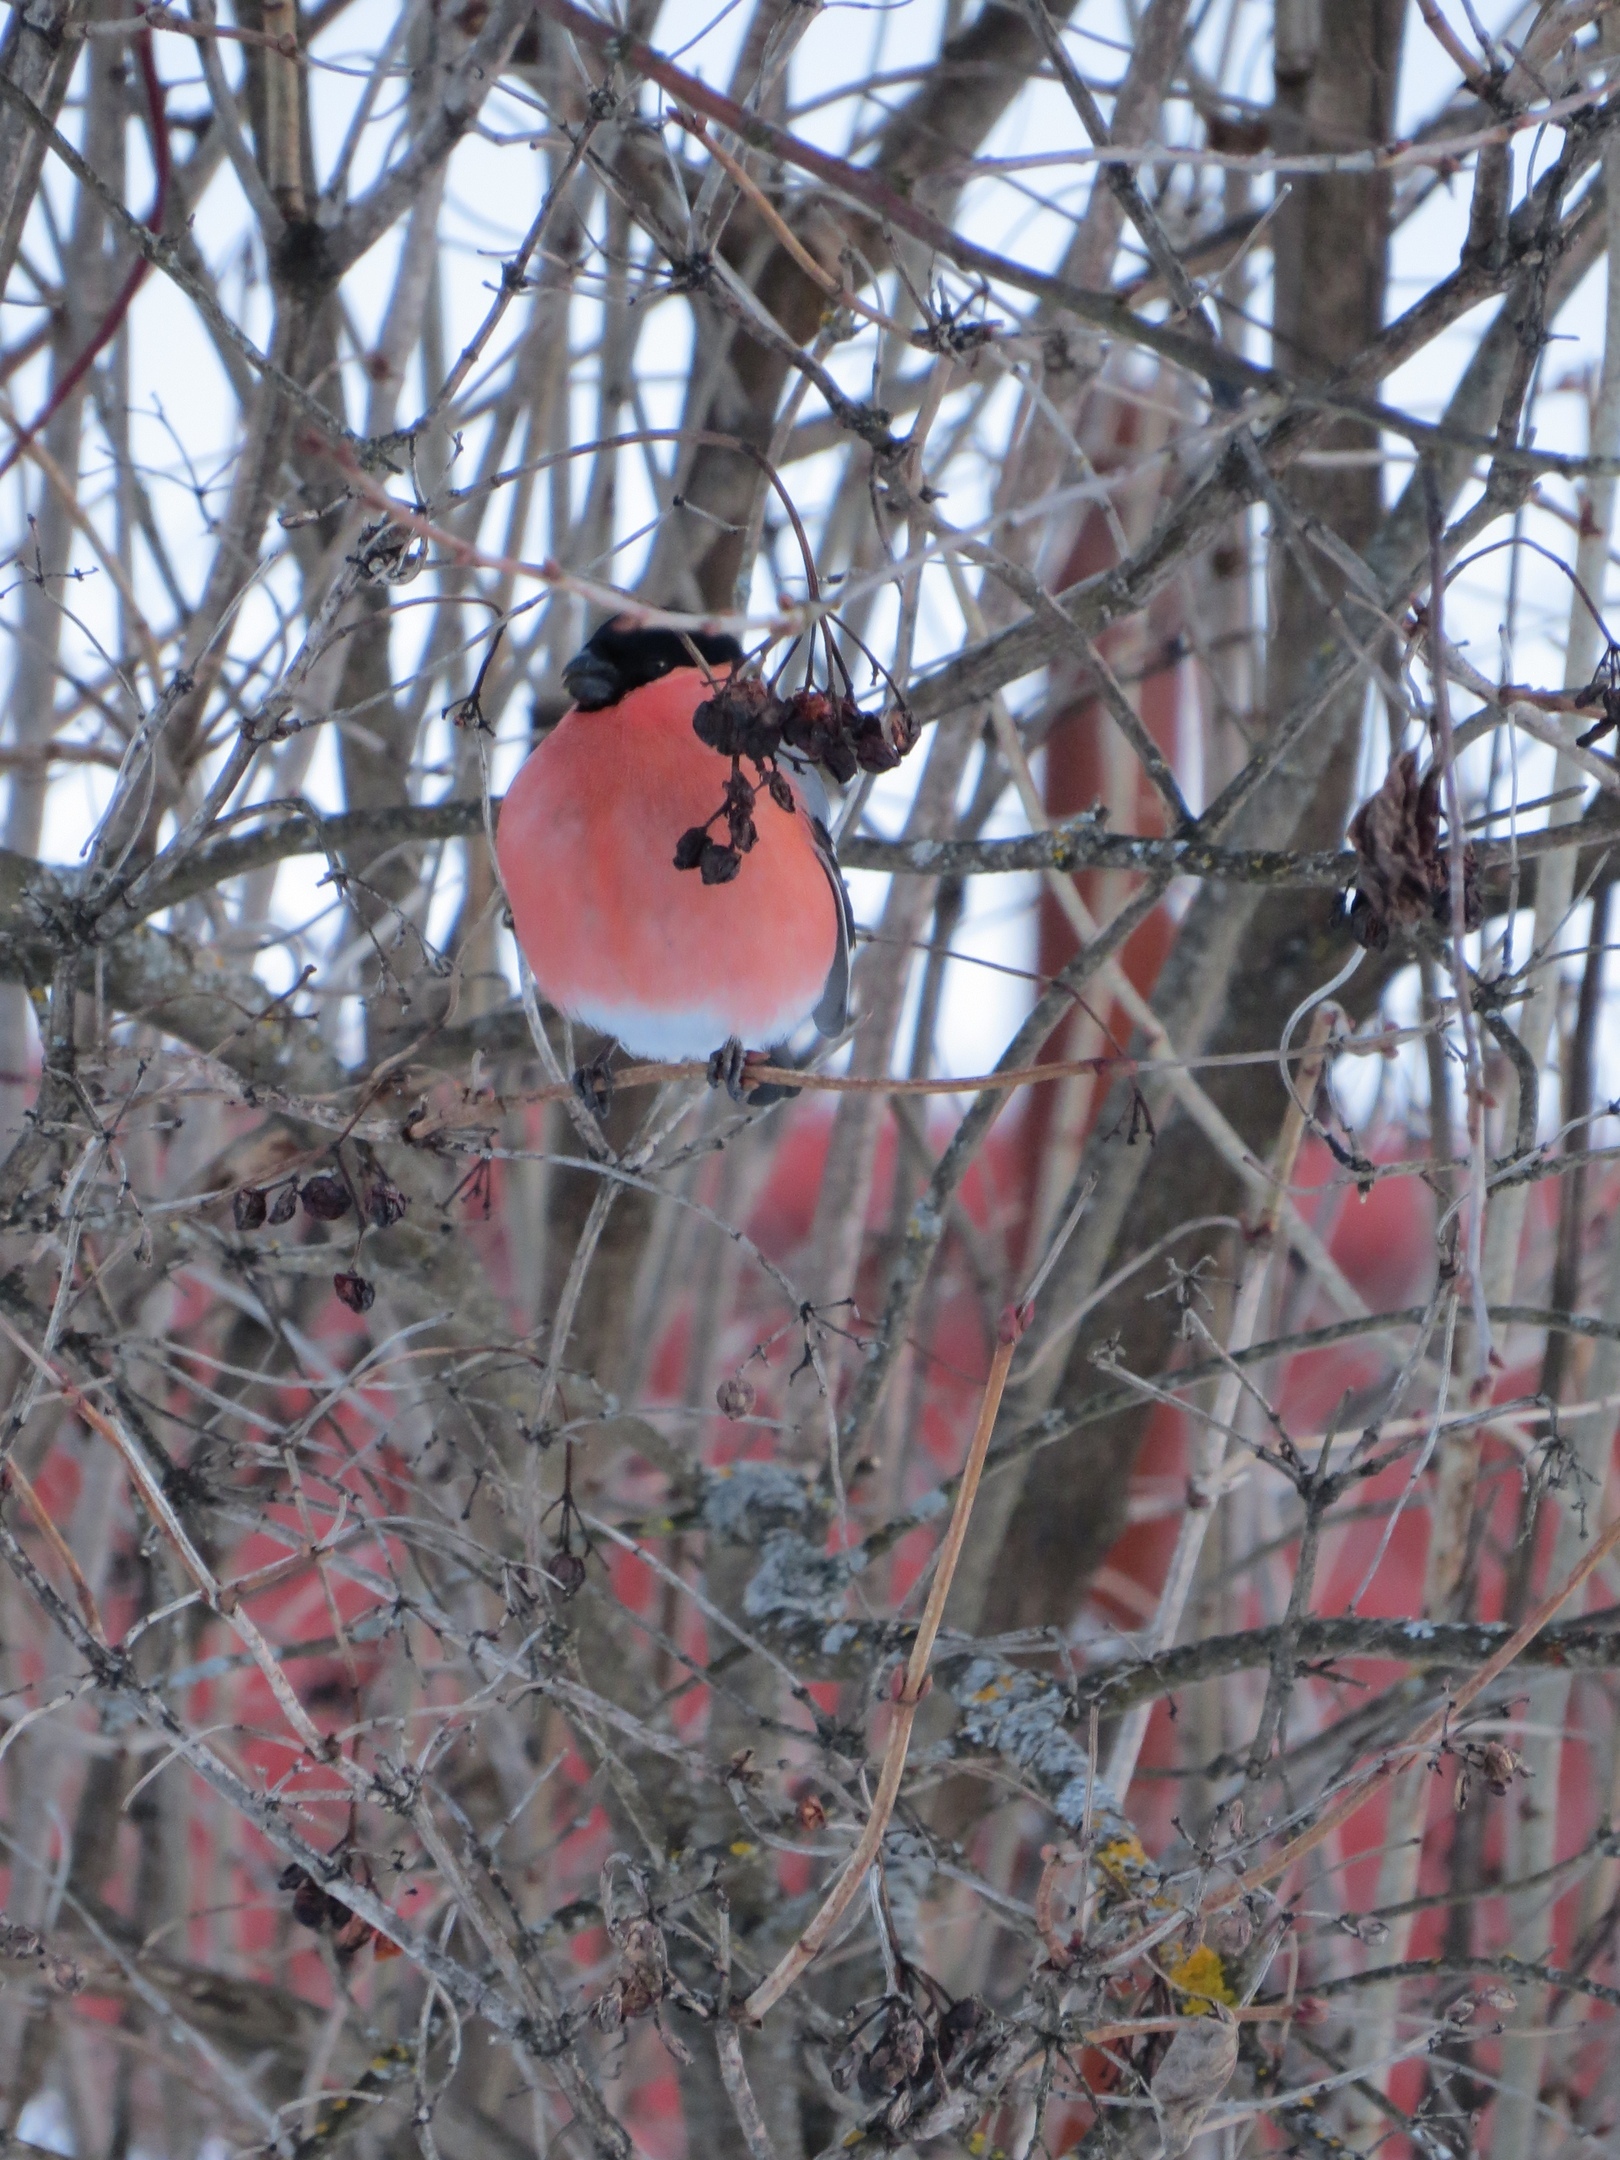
[267, 1182, 299, 1225]
[333, 1270, 375, 1312]
[699, 840, 742, 885]
[673, 826, 710, 871]
[857, 2003, 926, 2097]
[937, 1995, 988, 2067]
[783, 688, 834, 736]
[1480, 1740, 1523, 1794]
[549, 1549, 586, 1599]
[364, 1178, 408, 1229]
[784, 694, 861, 783]
[692, 678, 784, 761]
[853, 714, 905, 773]
[233, 1187, 268, 1231]
[796, 1792, 826, 1831]
[716, 1375, 756, 1419]
[822, 734, 859, 785]
[301, 1172, 353, 1221]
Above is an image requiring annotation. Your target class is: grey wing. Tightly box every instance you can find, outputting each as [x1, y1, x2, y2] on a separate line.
[810, 814, 853, 1036]
[785, 753, 854, 1038]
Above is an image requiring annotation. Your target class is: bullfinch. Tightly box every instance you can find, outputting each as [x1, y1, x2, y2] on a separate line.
[497, 620, 853, 1093]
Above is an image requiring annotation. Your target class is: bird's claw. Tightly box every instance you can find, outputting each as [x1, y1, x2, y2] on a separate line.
[706, 1038, 752, 1103]
[572, 1050, 615, 1118]
[706, 1039, 800, 1107]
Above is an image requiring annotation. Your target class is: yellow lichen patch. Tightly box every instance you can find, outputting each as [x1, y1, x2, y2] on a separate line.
[1165, 1943, 1236, 2013]
[1096, 1832, 1152, 1889]
[729, 1839, 757, 1857]
[970, 1677, 1011, 1704]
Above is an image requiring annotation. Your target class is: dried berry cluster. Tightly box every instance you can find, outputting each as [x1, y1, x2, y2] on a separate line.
[1432, 1716, 1530, 1812]
[1346, 750, 1481, 950]
[694, 677, 916, 782]
[0, 1922, 83, 1997]
[588, 1868, 699, 2064]
[232, 1167, 406, 1232]
[540, 1441, 592, 1600]
[829, 1983, 992, 2134]
[231, 1161, 408, 1316]
[590, 1914, 673, 2033]
[673, 676, 918, 885]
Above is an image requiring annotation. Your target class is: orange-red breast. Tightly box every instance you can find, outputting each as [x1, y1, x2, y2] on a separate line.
[497, 621, 851, 1065]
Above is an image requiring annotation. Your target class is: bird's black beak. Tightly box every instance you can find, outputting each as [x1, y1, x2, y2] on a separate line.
[561, 651, 623, 710]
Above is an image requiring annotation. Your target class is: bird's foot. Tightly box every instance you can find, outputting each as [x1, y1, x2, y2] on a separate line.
[706, 1039, 800, 1107]
[572, 1047, 615, 1118]
[706, 1038, 751, 1103]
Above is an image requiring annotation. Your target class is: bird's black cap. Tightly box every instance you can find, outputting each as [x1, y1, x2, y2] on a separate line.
[561, 617, 744, 711]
